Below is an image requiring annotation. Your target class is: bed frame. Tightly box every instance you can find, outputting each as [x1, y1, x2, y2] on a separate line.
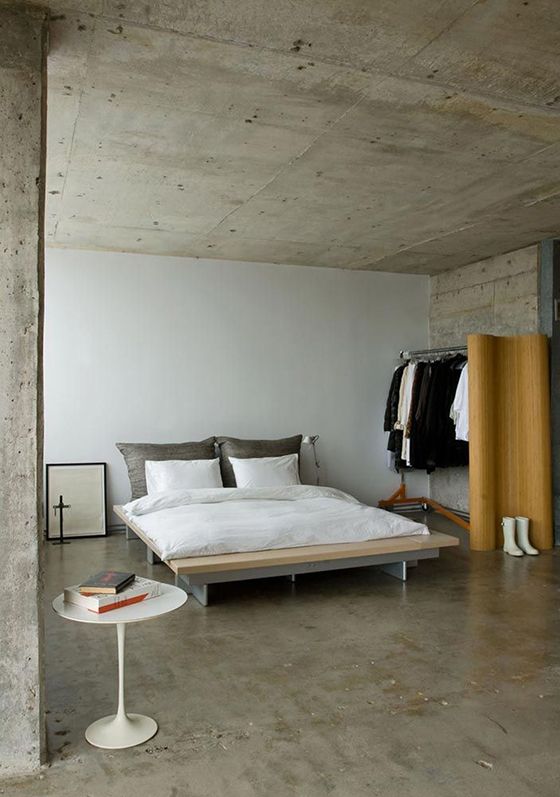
[113, 505, 459, 606]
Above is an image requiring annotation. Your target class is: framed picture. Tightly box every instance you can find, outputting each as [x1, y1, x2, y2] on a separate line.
[46, 463, 107, 540]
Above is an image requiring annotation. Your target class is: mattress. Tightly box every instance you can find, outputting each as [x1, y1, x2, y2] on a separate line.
[122, 485, 429, 561]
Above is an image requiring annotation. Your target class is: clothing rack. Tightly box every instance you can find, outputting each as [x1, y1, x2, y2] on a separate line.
[399, 345, 467, 360]
[379, 344, 470, 533]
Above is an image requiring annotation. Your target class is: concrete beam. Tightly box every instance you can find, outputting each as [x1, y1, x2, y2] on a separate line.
[0, 5, 47, 777]
[8, 1, 560, 274]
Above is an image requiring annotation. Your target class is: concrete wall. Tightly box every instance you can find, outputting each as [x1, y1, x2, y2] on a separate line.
[0, 6, 46, 777]
[44, 249, 430, 519]
[429, 245, 540, 511]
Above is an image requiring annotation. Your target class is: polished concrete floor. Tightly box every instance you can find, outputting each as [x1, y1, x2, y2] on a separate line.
[7, 514, 560, 797]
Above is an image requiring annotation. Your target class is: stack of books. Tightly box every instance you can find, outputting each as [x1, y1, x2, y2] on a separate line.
[64, 570, 161, 614]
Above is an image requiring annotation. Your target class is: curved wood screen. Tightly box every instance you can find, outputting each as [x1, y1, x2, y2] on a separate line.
[468, 333, 552, 551]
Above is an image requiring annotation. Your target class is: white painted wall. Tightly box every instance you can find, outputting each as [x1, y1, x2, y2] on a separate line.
[44, 249, 429, 523]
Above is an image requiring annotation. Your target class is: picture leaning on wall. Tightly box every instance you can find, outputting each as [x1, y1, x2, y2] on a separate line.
[46, 463, 107, 540]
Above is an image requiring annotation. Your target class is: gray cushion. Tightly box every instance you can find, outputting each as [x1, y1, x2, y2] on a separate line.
[116, 438, 216, 500]
[217, 435, 302, 487]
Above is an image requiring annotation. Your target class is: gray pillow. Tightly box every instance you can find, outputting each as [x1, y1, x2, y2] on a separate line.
[217, 435, 302, 487]
[116, 438, 216, 500]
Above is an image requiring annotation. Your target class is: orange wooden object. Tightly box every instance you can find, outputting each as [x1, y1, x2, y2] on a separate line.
[468, 333, 552, 551]
[378, 484, 470, 532]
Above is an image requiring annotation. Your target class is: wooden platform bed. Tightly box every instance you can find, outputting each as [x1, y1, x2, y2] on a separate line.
[114, 505, 458, 606]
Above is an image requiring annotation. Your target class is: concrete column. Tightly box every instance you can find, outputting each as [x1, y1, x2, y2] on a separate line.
[0, 6, 47, 776]
[539, 239, 560, 545]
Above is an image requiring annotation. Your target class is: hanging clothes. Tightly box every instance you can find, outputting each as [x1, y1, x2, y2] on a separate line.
[384, 364, 406, 472]
[384, 365, 405, 433]
[409, 362, 432, 470]
[401, 362, 425, 467]
[450, 363, 468, 441]
[405, 362, 426, 440]
[383, 353, 468, 474]
[424, 354, 468, 471]
[395, 362, 417, 466]
[445, 357, 469, 466]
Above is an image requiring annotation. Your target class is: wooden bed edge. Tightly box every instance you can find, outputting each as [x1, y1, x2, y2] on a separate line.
[113, 504, 459, 577]
[170, 531, 459, 574]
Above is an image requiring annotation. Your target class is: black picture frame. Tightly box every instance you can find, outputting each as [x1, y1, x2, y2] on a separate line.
[46, 462, 108, 540]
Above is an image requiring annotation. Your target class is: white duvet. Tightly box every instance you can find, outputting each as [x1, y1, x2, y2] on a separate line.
[122, 486, 429, 560]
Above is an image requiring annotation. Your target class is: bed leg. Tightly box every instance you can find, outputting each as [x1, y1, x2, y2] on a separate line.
[379, 561, 407, 581]
[174, 574, 209, 607]
[125, 526, 135, 541]
[287, 574, 296, 583]
[146, 546, 161, 565]
[191, 584, 209, 607]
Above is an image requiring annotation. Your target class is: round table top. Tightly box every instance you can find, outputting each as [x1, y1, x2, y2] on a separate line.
[52, 582, 187, 624]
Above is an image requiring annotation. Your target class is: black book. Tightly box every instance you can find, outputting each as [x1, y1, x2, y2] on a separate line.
[79, 571, 135, 595]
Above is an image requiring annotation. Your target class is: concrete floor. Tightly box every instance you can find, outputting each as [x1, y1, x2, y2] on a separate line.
[6, 514, 560, 797]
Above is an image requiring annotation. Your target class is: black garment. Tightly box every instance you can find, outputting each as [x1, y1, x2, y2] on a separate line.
[423, 355, 468, 472]
[407, 356, 468, 472]
[384, 365, 405, 459]
[405, 361, 426, 439]
[425, 361, 450, 471]
[445, 359, 469, 468]
[409, 363, 432, 470]
[384, 365, 405, 433]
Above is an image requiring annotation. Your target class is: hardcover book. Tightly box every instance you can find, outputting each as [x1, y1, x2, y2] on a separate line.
[79, 570, 135, 594]
[65, 577, 161, 613]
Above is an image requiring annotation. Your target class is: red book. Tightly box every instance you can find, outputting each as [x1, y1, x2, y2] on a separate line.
[65, 577, 161, 613]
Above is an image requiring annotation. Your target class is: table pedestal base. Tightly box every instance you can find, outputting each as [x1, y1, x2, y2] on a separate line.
[85, 623, 158, 749]
[86, 713, 157, 749]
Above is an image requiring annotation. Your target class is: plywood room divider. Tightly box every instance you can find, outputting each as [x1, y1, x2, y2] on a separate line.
[468, 333, 553, 551]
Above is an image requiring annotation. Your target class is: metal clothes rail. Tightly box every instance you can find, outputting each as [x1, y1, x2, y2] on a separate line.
[399, 344, 467, 360]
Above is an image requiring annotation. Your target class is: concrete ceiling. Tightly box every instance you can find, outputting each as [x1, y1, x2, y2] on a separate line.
[43, 0, 560, 274]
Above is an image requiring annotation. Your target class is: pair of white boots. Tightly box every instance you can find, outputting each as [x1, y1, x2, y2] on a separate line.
[502, 516, 539, 556]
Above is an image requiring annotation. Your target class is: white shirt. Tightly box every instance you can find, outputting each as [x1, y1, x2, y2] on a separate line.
[450, 363, 468, 442]
[395, 363, 417, 465]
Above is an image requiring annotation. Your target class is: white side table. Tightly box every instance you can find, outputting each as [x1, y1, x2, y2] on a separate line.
[52, 583, 187, 749]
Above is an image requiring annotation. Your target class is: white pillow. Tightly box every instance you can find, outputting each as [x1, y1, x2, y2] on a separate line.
[145, 459, 223, 493]
[229, 454, 300, 488]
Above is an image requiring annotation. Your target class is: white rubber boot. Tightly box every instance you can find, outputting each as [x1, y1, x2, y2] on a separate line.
[515, 517, 539, 555]
[502, 517, 524, 556]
